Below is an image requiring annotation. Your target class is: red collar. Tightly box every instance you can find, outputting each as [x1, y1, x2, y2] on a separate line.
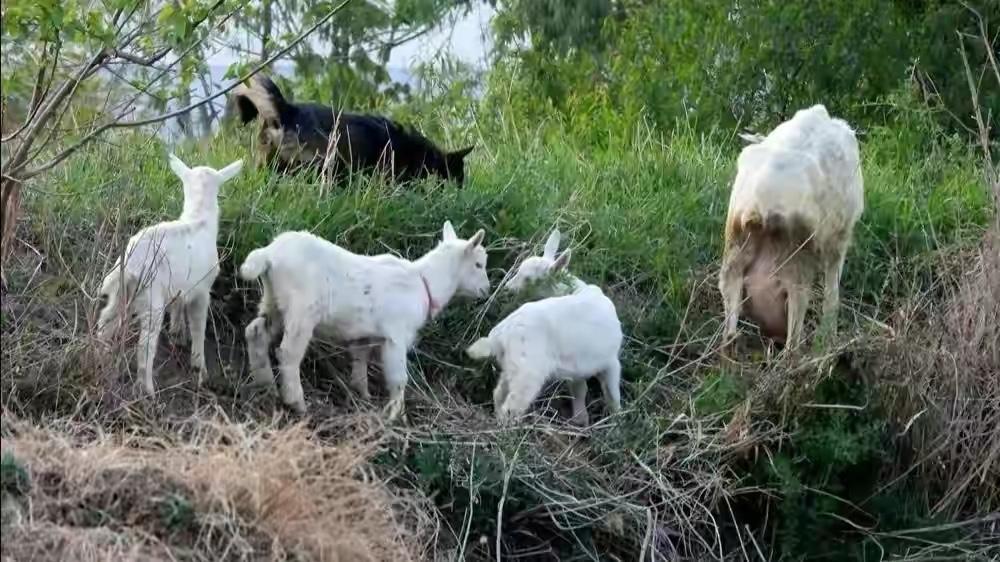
[421, 275, 439, 321]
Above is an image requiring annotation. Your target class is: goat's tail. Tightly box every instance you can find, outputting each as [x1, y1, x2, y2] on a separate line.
[465, 337, 494, 360]
[738, 132, 766, 144]
[728, 209, 813, 247]
[239, 248, 271, 281]
[230, 75, 292, 126]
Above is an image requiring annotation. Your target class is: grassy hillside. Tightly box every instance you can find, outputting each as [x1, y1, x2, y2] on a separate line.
[2, 94, 997, 560]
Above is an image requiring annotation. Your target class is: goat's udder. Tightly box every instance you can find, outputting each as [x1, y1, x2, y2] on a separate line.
[742, 240, 789, 343]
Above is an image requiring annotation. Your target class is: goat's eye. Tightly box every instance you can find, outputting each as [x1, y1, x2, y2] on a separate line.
[475, 263, 484, 269]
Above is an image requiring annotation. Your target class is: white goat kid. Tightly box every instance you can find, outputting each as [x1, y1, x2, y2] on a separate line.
[468, 229, 623, 425]
[720, 104, 864, 349]
[239, 221, 490, 419]
[97, 154, 241, 395]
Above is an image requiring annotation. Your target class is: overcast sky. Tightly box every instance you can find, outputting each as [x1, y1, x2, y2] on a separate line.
[389, 3, 496, 69]
[207, 3, 496, 71]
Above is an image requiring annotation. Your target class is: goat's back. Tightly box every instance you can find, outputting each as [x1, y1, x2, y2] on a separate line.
[491, 287, 622, 378]
[728, 105, 863, 247]
[255, 231, 427, 339]
[118, 220, 219, 302]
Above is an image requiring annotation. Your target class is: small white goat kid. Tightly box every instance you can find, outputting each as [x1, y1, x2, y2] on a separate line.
[239, 221, 490, 419]
[467, 229, 623, 424]
[97, 154, 242, 395]
[720, 104, 864, 348]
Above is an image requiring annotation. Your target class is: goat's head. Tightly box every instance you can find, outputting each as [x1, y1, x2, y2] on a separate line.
[168, 154, 243, 208]
[441, 220, 490, 298]
[442, 145, 474, 187]
[504, 228, 571, 292]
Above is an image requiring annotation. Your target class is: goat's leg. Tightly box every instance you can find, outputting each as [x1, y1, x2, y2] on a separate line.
[276, 317, 316, 414]
[719, 245, 751, 351]
[185, 292, 210, 387]
[785, 283, 811, 351]
[245, 315, 280, 389]
[498, 373, 546, 424]
[168, 298, 187, 342]
[569, 379, 589, 426]
[820, 246, 848, 342]
[493, 376, 510, 414]
[598, 359, 623, 415]
[349, 343, 374, 400]
[136, 306, 165, 397]
[380, 339, 410, 422]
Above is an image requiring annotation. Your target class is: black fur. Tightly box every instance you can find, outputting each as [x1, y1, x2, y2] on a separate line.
[231, 75, 474, 186]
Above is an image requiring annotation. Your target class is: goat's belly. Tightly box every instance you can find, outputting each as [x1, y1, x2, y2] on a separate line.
[316, 319, 381, 343]
[552, 354, 611, 380]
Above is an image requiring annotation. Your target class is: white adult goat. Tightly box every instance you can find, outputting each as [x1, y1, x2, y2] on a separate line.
[239, 221, 490, 419]
[97, 154, 242, 395]
[467, 229, 623, 424]
[720, 104, 863, 348]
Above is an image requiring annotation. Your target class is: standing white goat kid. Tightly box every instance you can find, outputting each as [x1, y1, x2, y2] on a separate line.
[239, 221, 490, 419]
[97, 154, 242, 395]
[467, 229, 623, 424]
[720, 104, 863, 349]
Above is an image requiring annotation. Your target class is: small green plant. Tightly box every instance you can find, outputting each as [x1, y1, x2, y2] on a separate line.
[692, 370, 747, 416]
[0, 452, 30, 498]
[158, 493, 197, 534]
[746, 370, 971, 560]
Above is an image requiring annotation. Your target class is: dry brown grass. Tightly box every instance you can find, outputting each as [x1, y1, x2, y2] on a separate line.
[1, 414, 433, 562]
[872, 229, 1000, 517]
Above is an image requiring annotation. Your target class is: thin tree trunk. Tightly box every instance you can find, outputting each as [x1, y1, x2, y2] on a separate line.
[1, 176, 22, 274]
[261, 0, 273, 59]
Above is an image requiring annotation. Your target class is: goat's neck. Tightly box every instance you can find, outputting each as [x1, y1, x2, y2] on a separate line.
[413, 246, 463, 313]
[179, 195, 219, 228]
[551, 274, 588, 297]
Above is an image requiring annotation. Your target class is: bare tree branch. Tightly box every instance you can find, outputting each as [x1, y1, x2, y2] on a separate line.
[18, 0, 355, 180]
[111, 46, 172, 67]
[1, 45, 53, 143]
[3, 49, 111, 174]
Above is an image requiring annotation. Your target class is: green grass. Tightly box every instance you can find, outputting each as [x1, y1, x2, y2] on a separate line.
[7, 98, 995, 560]
[26, 103, 990, 362]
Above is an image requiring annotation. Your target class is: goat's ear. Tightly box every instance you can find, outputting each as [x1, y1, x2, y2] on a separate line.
[442, 220, 457, 241]
[542, 229, 561, 259]
[465, 229, 485, 253]
[449, 145, 474, 160]
[550, 250, 571, 272]
[217, 159, 244, 183]
[168, 153, 190, 178]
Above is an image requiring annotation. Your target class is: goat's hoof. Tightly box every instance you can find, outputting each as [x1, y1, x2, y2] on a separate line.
[720, 344, 740, 364]
[382, 401, 405, 423]
[351, 386, 371, 401]
[284, 400, 307, 415]
[244, 379, 274, 391]
[237, 381, 274, 401]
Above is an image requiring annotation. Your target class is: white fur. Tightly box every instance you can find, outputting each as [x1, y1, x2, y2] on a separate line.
[720, 104, 864, 347]
[469, 229, 623, 425]
[97, 154, 242, 395]
[240, 221, 490, 419]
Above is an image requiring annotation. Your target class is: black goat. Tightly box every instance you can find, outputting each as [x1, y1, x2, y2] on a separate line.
[230, 75, 474, 186]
